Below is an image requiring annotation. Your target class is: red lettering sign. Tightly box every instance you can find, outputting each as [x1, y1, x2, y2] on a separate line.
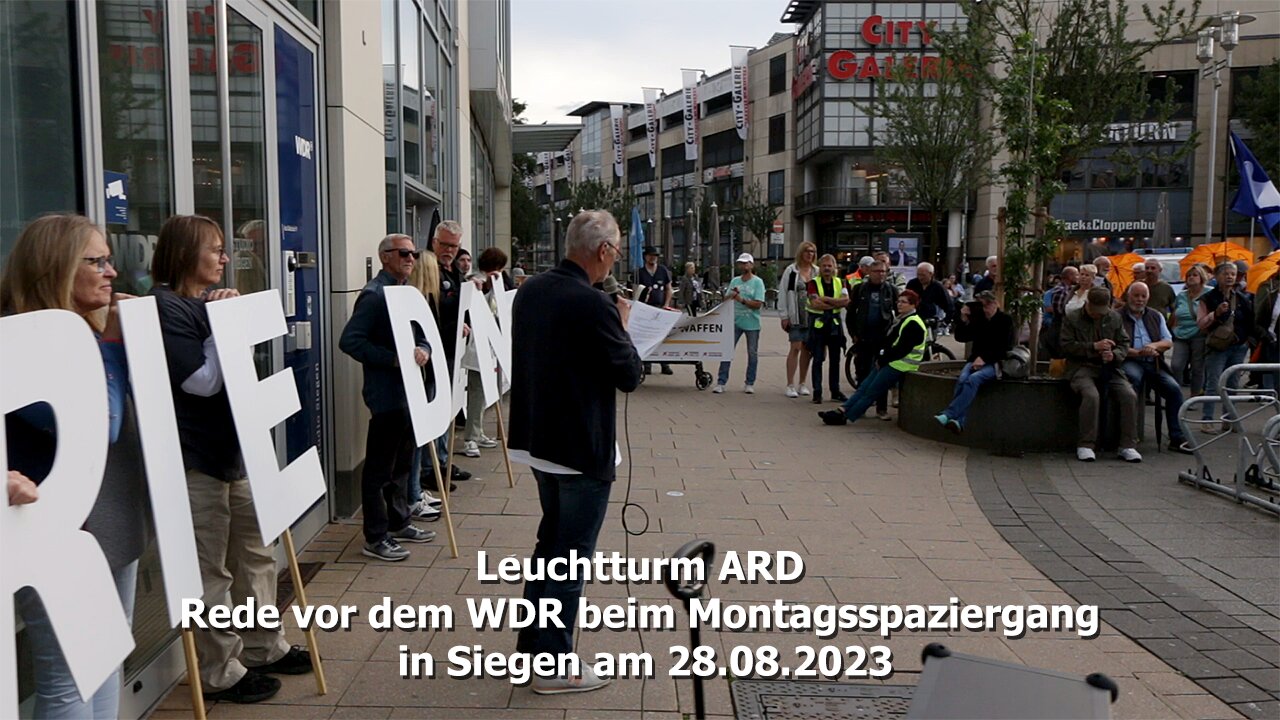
[860, 15, 935, 47]
[828, 49, 858, 81]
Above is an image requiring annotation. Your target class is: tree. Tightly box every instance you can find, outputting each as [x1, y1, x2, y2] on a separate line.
[938, 0, 1201, 367]
[564, 179, 636, 237]
[732, 181, 781, 259]
[1236, 60, 1279, 178]
[872, 56, 996, 270]
[508, 98, 538, 265]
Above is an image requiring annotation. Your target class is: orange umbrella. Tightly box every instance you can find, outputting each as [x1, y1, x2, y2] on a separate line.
[1179, 241, 1255, 276]
[1246, 249, 1280, 293]
[1103, 252, 1145, 298]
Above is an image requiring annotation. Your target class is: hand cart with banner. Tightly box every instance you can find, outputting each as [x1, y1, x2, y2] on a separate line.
[628, 302, 734, 390]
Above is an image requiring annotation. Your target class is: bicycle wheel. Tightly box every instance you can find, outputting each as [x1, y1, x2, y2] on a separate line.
[844, 346, 860, 389]
[929, 343, 956, 361]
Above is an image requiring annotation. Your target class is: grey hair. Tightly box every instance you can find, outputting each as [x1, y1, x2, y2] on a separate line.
[565, 210, 619, 256]
[917, 261, 935, 274]
[379, 233, 411, 252]
[433, 220, 464, 241]
[985, 255, 998, 266]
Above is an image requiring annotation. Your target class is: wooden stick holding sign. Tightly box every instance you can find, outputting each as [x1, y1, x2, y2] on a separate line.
[282, 529, 328, 694]
[427, 443, 460, 558]
[181, 631, 207, 720]
[495, 397, 515, 488]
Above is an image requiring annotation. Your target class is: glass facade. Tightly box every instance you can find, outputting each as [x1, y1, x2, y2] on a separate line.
[580, 110, 604, 181]
[471, 121, 495, 250]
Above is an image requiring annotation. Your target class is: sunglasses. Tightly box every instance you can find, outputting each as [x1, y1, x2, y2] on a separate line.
[384, 249, 421, 259]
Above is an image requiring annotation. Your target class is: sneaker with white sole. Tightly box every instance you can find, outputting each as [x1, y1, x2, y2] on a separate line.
[1117, 447, 1143, 463]
[785, 385, 798, 398]
[712, 385, 725, 394]
[462, 440, 481, 458]
[798, 384, 811, 396]
[476, 435, 500, 449]
[1076, 447, 1096, 462]
[392, 525, 436, 543]
[531, 665, 611, 695]
[362, 538, 409, 562]
[420, 490, 442, 507]
[744, 385, 755, 394]
[410, 500, 440, 521]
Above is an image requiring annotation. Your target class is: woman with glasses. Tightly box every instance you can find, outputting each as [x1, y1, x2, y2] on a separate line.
[149, 215, 311, 704]
[1, 213, 148, 718]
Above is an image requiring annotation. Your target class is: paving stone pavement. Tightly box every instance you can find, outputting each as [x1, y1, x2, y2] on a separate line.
[151, 319, 1275, 719]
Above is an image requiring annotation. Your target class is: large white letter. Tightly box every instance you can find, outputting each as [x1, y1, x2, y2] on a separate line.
[0, 311, 133, 713]
[117, 297, 204, 623]
[205, 291, 326, 543]
[464, 289, 507, 408]
[384, 286, 454, 446]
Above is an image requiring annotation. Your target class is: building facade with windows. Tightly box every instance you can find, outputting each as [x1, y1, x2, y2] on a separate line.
[0, 1, 510, 715]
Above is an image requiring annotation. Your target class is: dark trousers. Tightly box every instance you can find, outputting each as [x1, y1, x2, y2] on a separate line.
[853, 334, 888, 413]
[807, 325, 845, 398]
[841, 366, 905, 421]
[1122, 361, 1187, 442]
[516, 470, 612, 657]
[361, 409, 415, 543]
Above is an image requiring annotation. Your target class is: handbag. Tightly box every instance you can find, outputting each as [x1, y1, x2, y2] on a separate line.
[1206, 292, 1238, 352]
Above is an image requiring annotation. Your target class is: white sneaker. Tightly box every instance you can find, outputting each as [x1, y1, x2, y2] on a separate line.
[1118, 448, 1143, 463]
[410, 500, 440, 520]
[531, 665, 611, 695]
[798, 384, 811, 396]
[476, 434, 500, 449]
[1076, 447, 1096, 462]
[420, 490, 442, 507]
[785, 385, 799, 398]
[744, 385, 755, 394]
[712, 385, 725, 394]
[462, 440, 481, 458]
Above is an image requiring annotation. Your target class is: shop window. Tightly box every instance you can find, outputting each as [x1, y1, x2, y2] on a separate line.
[703, 129, 743, 168]
[661, 110, 683, 132]
[704, 93, 731, 117]
[769, 54, 786, 95]
[769, 114, 786, 154]
[627, 155, 654, 184]
[661, 144, 693, 178]
[0, 0, 82, 259]
[400, 0, 421, 182]
[768, 170, 785, 205]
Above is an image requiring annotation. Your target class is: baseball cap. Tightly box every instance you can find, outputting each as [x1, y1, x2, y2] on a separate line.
[736, 252, 754, 264]
[859, 256, 875, 267]
[643, 246, 660, 257]
[974, 290, 997, 302]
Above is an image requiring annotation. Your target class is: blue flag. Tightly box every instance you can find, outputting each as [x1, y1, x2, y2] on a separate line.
[629, 206, 646, 269]
[1229, 131, 1280, 248]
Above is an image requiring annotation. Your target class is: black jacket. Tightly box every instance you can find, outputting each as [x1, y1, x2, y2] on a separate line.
[954, 306, 1014, 365]
[906, 278, 952, 322]
[508, 260, 642, 481]
[339, 270, 431, 415]
[849, 280, 897, 339]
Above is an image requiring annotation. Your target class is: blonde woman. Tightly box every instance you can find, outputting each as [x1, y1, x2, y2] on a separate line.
[408, 249, 441, 312]
[1065, 264, 1097, 314]
[404, 251, 445, 519]
[1169, 262, 1210, 396]
[778, 241, 818, 397]
[2, 213, 148, 718]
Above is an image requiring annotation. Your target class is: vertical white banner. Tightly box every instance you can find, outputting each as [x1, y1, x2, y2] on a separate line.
[681, 69, 700, 162]
[731, 46, 751, 141]
[564, 148, 574, 185]
[541, 152, 553, 196]
[643, 88, 659, 168]
[610, 104, 625, 178]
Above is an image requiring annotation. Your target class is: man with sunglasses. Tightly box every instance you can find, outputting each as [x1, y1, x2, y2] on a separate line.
[339, 233, 437, 561]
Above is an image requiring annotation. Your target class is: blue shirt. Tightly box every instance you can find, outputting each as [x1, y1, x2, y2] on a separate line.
[1127, 308, 1171, 362]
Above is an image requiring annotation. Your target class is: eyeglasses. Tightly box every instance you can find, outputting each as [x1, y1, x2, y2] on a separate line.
[603, 242, 621, 256]
[384, 248, 421, 259]
[82, 255, 115, 273]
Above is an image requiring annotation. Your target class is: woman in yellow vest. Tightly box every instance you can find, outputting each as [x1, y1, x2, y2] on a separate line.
[819, 289, 927, 426]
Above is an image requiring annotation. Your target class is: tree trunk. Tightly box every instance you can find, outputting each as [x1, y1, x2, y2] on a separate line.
[929, 212, 941, 269]
[1027, 207, 1046, 372]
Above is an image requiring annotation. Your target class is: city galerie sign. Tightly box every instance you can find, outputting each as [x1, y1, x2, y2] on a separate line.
[827, 15, 941, 82]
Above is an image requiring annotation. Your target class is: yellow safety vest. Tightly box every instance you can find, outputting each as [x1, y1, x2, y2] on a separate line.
[888, 313, 928, 372]
[806, 277, 844, 329]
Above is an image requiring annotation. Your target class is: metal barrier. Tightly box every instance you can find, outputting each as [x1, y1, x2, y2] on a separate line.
[1176, 363, 1280, 514]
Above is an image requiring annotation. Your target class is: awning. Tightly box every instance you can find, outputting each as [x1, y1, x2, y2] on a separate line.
[513, 124, 581, 155]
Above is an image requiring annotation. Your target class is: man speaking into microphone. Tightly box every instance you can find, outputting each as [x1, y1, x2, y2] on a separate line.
[508, 210, 643, 694]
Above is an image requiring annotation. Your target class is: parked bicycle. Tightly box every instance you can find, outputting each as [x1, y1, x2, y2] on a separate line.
[843, 317, 955, 389]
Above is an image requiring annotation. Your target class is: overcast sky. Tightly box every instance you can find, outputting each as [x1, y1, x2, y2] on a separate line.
[512, 0, 793, 124]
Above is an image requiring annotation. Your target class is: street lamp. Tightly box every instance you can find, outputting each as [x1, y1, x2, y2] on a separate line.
[1197, 11, 1255, 244]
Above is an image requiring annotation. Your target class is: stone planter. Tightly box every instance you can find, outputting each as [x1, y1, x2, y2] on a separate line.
[899, 361, 1078, 453]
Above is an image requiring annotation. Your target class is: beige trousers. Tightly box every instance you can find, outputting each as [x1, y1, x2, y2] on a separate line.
[186, 469, 289, 691]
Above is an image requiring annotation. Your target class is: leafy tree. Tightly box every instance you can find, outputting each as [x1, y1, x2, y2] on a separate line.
[872, 53, 996, 270]
[508, 98, 538, 264]
[731, 181, 781, 259]
[1236, 60, 1279, 178]
[564, 179, 636, 237]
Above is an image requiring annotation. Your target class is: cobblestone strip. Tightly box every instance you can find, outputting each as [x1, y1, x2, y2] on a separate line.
[967, 454, 1280, 719]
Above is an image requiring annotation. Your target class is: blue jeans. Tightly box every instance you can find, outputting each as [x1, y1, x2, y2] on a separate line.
[942, 361, 998, 425]
[516, 470, 613, 657]
[410, 435, 452, 503]
[16, 560, 138, 719]
[1122, 360, 1187, 440]
[1202, 344, 1249, 420]
[717, 327, 760, 386]
[841, 366, 904, 421]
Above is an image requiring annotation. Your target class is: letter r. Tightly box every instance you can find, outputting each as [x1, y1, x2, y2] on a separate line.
[0, 311, 134, 714]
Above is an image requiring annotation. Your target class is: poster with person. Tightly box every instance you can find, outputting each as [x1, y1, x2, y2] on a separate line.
[887, 235, 920, 269]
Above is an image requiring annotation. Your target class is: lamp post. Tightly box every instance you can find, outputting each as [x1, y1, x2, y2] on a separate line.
[663, 214, 672, 264]
[686, 208, 696, 270]
[709, 201, 719, 282]
[1197, 11, 1255, 245]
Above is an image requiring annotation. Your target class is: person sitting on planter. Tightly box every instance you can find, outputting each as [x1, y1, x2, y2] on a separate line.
[1062, 286, 1142, 463]
[933, 290, 1013, 433]
[818, 290, 925, 426]
[1119, 281, 1191, 453]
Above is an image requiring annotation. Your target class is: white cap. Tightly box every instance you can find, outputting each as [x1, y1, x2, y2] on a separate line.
[859, 256, 875, 266]
[736, 252, 755, 264]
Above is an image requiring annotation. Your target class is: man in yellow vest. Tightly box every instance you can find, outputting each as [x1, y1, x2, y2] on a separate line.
[806, 254, 851, 403]
[819, 289, 927, 425]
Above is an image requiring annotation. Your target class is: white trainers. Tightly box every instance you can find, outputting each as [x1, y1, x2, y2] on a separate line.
[797, 384, 811, 396]
[420, 490, 442, 507]
[410, 500, 440, 520]
[462, 441, 481, 458]
[712, 385, 725, 394]
[531, 665, 611, 695]
[744, 385, 755, 394]
[476, 434, 500, 449]
[785, 385, 799, 398]
[1118, 447, 1143, 463]
[1076, 447, 1096, 462]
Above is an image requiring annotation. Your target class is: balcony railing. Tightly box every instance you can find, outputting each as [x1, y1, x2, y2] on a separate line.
[794, 186, 914, 215]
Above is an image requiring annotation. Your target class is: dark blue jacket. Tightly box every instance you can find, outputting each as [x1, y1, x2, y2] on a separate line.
[507, 260, 642, 481]
[339, 270, 431, 415]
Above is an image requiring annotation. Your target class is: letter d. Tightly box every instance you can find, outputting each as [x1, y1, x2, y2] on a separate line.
[0, 311, 134, 714]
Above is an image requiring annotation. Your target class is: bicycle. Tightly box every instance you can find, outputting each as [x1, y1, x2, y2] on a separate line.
[843, 317, 955, 389]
